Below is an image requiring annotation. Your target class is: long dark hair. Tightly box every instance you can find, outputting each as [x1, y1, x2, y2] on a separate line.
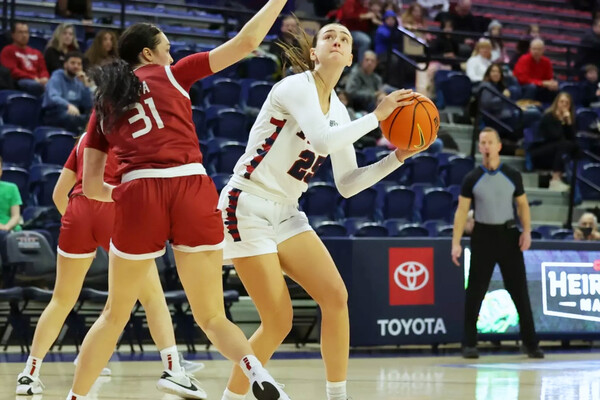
[90, 23, 162, 134]
[482, 63, 506, 91]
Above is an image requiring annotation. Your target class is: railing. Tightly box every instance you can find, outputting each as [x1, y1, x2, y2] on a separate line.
[471, 85, 524, 157]
[413, 27, 596, 79]
[567, 149, 600, 227]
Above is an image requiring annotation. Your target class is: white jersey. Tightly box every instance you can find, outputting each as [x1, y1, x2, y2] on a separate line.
[229, 71, 404, 204]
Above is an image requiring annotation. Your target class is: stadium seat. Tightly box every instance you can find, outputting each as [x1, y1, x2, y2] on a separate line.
[30, 166, 62, 206]
[340, 187, 378, 219]
[410, 155, 439, 185]
[444, 156, 475, 186]
[0, 127, 35, 167]
[3, 93, 40, 129]
[383, 186, 416, 221]
[210, 172, 231, 194]
[40, 131, 76, 165]
[209, 108, 248, 142]
[314, 221, 348, 237]
[578, 163, 600, 200]
[244, 56, 278, 80]
[353, 222, 389, 237]
[301, 182, 339, 219]
[575, 108, 598, 132]
[421, 188, 454, 222]
[559, 82, 582, 107]
[396, 223, 430, 237]
[1, 166, 29, 203]
[192, 106, 210, 141]
[206, 78, 241, 108]
[550, 229, 574, 240]
[213, 141, 246, 173]
[245, 81, 273, 109]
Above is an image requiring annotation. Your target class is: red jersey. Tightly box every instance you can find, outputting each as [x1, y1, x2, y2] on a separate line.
[63, 131, 120, 197]
[86, 52, 213, 181]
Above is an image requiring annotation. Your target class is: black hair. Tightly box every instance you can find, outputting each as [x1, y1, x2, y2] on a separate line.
[90, 23, 162, 134]
[64, 51, 83, 62]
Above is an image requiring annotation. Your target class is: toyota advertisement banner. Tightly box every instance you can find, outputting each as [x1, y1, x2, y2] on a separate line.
[325, 238, 464, 346]
[324, 238, 600, 347]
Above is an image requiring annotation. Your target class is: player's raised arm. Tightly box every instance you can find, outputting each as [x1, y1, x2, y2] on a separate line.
[208, 0, 287, 73]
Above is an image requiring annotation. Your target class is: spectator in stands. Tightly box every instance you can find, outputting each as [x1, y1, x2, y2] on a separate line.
[0, 156, 23, 236]
[44, 23, 80, 73]
[374, 10, 399, 54]
[581, 64, 600, 107]
[531, 92, 578, 191]
[513, 38, 558, 102]
[573, 212, 600, 240]
[84, 30, 118, 69]
[510, 24, 540, 69]
[337, 89, 360, 121]
[429, 19, 461, 61]
[479, 64, 515, 119]
[576, 17, 600, 73]
[487, 20, 508, 64]
[42, 52, 92, 133]
[0, 22, 49, 96]
[345, 50, 390, 111]
[338, 0, 378, 62]
[417, 0, 449, 19]
[447, 0, 478, 35]
[268, 15, 299, 69]
[56, 0, 92, 21]
[466, 38, 493, 84]
[401, 3, 427, 31]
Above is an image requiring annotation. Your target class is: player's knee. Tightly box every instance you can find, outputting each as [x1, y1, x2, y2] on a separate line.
[50, 289, 79, 310]
[317, 284, 348, 312]
[102, 303, 134, 328]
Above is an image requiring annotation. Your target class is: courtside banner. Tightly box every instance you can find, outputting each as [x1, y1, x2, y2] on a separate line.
[324, 238, 463, 346]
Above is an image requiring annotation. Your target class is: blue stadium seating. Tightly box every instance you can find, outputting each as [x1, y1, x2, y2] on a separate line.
[0, 127, 35, 167]
[301, 182, 339, 219]
[421, 188, 454, 222]
[314, 221, 348, 237]
[340, 187, 378, 219]
[383, 186, 416, 221]
[40, 131, 75, 165]
[3, 94, 40, 129]
[1, 166, 29, 202]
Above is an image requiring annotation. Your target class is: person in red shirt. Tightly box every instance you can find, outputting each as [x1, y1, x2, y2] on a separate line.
[0, 22, 49, 96]
[513, 38, 559, 103]
[66, 3, 292, 400]
[16, 132, 206, 399]
[338, 0, 377, 61]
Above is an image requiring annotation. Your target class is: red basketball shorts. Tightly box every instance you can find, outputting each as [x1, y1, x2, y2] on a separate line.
[57, 195, 115, 258]
[110, 175, 224, 260]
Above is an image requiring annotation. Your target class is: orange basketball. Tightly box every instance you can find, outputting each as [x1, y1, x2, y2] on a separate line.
[380, 95, 440, 151]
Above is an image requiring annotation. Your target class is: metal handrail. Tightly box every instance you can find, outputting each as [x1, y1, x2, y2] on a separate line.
[471, 84, 523, 157]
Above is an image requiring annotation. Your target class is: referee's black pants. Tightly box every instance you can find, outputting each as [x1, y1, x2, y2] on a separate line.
[463, 222, 539, 348]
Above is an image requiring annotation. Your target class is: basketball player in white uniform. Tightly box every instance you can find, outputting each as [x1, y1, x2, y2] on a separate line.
[217, 23, 435, 400]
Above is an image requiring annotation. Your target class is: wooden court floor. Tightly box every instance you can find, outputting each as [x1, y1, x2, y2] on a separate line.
[2, 349, 600, 400]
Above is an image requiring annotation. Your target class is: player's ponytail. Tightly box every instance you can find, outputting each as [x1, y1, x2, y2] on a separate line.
[276, 20, 316, 74]
[90, 23, 162, 134]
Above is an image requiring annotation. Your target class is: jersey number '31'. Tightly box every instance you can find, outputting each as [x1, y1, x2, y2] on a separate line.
[128, 97, 165, 138]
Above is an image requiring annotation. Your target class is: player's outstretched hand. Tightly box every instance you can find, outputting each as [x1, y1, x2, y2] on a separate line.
[374, 89, 414, 121]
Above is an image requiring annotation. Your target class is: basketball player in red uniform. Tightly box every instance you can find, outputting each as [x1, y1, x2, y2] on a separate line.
[16, 132, 206, 398]
[66, 2, 292, 400]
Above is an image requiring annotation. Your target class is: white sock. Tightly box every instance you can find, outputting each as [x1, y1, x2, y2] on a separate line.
[160, 345, 182, 373]
[66, 389, 86, 399]
[24, 356, 43, 377]
[326, 380, 347, 400]
[238, 355, 263, 379]
[221, 387, 247, 400]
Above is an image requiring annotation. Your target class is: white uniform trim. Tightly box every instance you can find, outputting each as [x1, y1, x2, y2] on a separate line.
[76, 131, 87, 156]
[165, 66, 190, 99]
[172, 240, 225, 253]
[57, 247, 97, 259]
[110, 240, 166, 260]
[121, 163, 207, 183]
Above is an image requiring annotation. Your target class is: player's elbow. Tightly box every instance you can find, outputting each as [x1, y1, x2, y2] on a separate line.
[311, 141, 330, 156]
[234, 33, 260, 55]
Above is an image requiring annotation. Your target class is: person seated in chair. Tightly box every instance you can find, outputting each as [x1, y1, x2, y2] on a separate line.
[573, 212, 600, 241]
[42, 51, 92, 133]
[0, 156, 23, 250]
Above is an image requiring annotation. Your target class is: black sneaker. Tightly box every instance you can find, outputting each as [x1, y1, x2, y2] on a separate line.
[523, 346, 545, 359]
[462, 346, 479, 359]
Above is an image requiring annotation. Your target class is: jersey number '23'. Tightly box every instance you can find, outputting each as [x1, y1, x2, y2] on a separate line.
[128, 98, 165, 138]
[287, 150, 327, 183]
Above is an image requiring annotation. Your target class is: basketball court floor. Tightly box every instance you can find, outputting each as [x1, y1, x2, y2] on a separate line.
[1, 345, 599, 400]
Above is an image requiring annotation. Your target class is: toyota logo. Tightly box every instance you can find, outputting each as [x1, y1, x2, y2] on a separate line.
[394, 261, 429, 291]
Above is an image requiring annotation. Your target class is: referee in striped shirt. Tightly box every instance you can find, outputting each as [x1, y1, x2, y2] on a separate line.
[451, 127, 544, 359]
